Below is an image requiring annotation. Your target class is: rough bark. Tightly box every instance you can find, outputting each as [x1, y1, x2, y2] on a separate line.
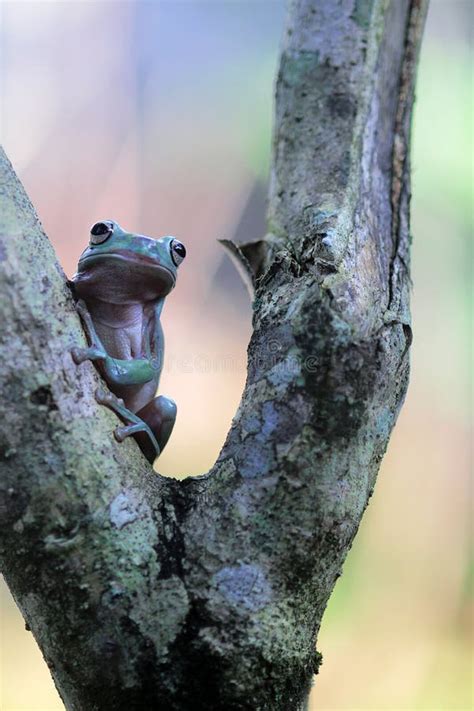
[0, 1, 427, 709]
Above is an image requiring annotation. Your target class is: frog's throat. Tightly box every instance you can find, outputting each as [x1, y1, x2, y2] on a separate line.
[77, 252, 176, 286]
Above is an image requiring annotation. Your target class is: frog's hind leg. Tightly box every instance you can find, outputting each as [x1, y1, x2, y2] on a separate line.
[95, 388, 160, 463]
[134, 396, 177, 462]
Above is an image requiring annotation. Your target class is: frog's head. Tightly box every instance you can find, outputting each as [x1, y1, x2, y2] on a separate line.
[73, 220, 186, 303]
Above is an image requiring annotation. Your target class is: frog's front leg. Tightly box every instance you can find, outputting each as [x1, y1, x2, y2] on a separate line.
[71, 299, 107, 365]
[72, 300, 156, 386]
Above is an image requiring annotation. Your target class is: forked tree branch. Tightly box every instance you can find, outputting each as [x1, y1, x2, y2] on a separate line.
[0, 1, 428, 709]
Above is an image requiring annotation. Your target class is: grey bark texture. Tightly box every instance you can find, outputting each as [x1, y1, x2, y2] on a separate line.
[0, 1, 428, 709]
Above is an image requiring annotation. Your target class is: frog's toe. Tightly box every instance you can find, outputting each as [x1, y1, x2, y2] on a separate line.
[114, 425, 128, 442]
[73, 345, 106, 364]
[71, 347, 87, 364]
[96, 388, 125, 408]
[96, 388, 112, 405]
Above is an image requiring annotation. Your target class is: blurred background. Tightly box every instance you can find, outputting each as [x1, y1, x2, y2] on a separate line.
[0, 1, 471, 709]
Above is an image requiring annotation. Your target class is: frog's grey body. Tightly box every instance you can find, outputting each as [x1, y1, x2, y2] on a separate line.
[71, 220, 186, 463]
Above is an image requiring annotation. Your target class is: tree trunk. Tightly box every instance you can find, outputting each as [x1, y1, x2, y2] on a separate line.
[0, 1, 428, 709]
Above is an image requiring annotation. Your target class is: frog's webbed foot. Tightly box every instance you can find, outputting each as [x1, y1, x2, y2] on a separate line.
[95, 388, 160, 462]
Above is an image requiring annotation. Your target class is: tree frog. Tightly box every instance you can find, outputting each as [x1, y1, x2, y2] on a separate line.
[71, 220, 186, 463]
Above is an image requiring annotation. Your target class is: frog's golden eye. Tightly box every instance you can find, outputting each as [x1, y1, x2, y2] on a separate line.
[90, 221, 113, 245]
[170, 240, 186, 266]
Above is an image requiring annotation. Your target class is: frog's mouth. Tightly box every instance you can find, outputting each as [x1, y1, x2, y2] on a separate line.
[78, 250, 176, 286]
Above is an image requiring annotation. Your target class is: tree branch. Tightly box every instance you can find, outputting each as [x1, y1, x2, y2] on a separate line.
[0, 1, 428, 709]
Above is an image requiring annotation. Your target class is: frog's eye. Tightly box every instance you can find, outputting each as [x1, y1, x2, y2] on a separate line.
[170, 239, 186, 266]
[90, 221, 113, 245]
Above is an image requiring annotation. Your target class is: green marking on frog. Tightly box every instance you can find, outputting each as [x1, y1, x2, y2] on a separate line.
[71, 220, 186, 464]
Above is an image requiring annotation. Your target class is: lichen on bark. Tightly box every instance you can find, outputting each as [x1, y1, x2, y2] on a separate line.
[0, 1, 428, 709]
